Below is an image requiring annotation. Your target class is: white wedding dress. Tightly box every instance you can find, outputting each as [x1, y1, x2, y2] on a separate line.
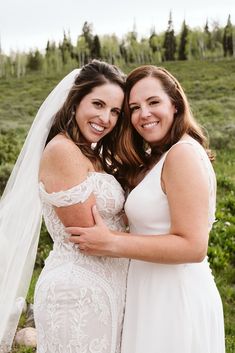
[34, 172, 129, 353]
[121, 138, 225, 353]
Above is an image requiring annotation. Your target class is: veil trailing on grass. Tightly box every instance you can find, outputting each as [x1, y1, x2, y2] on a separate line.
[0, 68, 81, 352]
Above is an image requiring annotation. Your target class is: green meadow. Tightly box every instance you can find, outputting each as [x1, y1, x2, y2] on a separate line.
[0, 59, 234, 352]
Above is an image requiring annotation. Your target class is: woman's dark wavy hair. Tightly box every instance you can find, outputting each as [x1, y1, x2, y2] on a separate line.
[116, 65, 214, 188]
[46, 60, 126, 177]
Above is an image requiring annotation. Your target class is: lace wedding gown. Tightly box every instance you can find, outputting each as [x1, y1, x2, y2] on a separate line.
[34, 172, 129, 353]
[121, 138, 225, 353]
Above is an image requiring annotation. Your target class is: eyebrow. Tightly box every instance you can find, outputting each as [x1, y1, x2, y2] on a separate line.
[91, 98, 105, 104]
[129, 95, 161, 105]
[92, 98, 121, 110]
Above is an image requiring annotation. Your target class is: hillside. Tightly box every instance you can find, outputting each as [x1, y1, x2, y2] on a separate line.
[0, 59, 234, 352]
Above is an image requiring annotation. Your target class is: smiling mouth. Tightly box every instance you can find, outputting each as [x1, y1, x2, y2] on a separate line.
[142, 121, 159, 129]
[89, 122, 105, 133]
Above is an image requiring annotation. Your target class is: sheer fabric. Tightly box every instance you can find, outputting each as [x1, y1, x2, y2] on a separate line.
[0, 69, 81, 352]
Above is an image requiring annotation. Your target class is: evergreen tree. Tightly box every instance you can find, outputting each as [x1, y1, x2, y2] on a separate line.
[163, 11, 176, 61]
[59, 31, 74, 64]
[178, 20, 189, 60]
[26, 50, 43, 71]
[223, 14, 233, 57]
[204, 19, 212, 51]
[119, 40, 128, 63]
[82, 21, 93, 60]
[45, 40, 56, 59]
[91, 35, 101, 59]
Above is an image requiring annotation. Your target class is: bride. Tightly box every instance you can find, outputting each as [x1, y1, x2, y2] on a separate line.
[0, 60, 128, 353]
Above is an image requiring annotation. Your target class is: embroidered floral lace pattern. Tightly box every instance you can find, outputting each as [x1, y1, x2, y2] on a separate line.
[34, 172, 129, 353]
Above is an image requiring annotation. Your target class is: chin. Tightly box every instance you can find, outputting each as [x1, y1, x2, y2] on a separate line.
[91, 135, 105, 143]
[83, 132, 102, 143]
[144, 135, 161, 144]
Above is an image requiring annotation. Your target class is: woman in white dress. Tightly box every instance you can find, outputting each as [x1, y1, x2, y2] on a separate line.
[67, 65, 225, 353]
[0, 60, 129, 353]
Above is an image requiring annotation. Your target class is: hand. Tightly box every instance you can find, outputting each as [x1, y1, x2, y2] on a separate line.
[66, 205, 118, 257]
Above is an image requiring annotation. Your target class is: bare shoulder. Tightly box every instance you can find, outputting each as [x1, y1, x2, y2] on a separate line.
[42, 134, 82, 163]
[165, 141, 203, 171]
[163, 141, 209, 186]
[40, 134, 93, 191]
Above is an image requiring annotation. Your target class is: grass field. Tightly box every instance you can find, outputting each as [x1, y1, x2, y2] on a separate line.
[0, 59, 234, 352]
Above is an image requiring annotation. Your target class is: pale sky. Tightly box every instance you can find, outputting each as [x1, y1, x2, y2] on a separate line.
[0, 0, 234, 54]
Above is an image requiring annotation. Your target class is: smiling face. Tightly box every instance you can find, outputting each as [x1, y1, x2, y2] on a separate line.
[129, 76, 177, 146]
[75, 82, 124, 144]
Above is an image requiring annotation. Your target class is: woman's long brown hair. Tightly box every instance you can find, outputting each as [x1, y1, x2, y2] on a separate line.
[115, 65, 213, 189]
[46, 60, 126, 178]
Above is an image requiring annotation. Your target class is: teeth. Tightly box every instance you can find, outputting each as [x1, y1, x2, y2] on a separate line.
[142, 121, 159, 129]
[90, 123, 105, 132]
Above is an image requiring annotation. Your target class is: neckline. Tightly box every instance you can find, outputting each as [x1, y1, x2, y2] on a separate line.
[127, 158, 163, 198]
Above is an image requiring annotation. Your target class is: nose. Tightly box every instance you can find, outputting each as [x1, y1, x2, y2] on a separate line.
[99, 109, 111, 124]
[140, 105, 151, 119]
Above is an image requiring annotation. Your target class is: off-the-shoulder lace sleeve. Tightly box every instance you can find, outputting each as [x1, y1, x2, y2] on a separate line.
[38, 176, 93, 207]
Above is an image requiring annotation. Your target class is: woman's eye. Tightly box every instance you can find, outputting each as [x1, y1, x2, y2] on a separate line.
[111, 109, 120, 117]
[93, 101, 102, 108]
[149, 100, 159, 105]
[130, 106, 139, 112]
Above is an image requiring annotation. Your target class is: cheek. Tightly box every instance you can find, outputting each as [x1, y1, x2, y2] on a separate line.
[109, 116, 119, 129]
[160, 106, 175, 122]
[131, 113, 138, 128]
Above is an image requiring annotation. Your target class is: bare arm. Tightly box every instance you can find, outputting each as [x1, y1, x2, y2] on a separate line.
[68, 143, 210, 263]
[40, 135, 96, 227]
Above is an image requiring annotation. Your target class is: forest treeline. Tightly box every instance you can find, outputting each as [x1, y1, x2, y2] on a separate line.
[0, 13, 234, 78]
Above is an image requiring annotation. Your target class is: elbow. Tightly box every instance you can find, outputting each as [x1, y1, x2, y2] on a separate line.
[191, 242, 208, 263]
[193, 250, 207, 263]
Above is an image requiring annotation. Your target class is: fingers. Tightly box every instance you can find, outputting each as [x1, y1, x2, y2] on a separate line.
[68, 235, 82, 244]
[73, 242, 89, 254]
[66, 227, 83, 235]
[68, 235, 88, 252]
[64, 233, 91, 253]
[78, 244, 87, 251]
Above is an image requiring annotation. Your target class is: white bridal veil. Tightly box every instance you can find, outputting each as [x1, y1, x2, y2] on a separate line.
[0, 68, 81, 352]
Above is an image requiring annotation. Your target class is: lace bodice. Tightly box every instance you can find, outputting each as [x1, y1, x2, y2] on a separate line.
[39, 171, 125, 241]
[38, 171, 128, 280]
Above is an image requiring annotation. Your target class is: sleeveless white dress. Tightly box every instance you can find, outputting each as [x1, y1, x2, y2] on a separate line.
[121, 138, 225, 353]
[34, 172, 129, 353]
